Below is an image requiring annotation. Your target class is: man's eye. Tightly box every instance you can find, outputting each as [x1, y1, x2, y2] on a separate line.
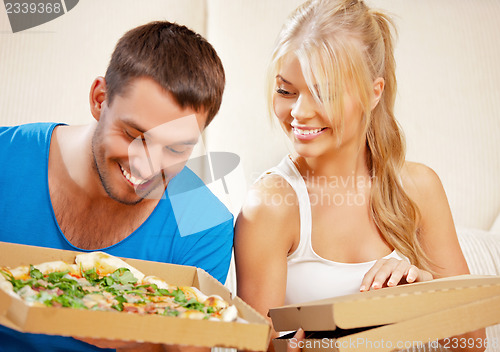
[125, 130, 145, 141]
[166, 146, 187, 154]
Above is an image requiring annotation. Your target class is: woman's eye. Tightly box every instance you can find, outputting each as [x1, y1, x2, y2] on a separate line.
[276, 87, 293, 96]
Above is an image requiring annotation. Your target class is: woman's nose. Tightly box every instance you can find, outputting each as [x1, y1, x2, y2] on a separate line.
[291, 93, 317, 121]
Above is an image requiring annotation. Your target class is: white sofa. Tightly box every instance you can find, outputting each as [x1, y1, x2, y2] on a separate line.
[1, 0, 499, 349]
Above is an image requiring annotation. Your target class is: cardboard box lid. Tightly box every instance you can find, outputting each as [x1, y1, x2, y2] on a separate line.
[273, 293, 500, 352]
[0, 242, 272, 350]
[269, 275, 500, 332]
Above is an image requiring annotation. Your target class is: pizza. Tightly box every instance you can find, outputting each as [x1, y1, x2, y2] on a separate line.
[0, 252, 238, 322]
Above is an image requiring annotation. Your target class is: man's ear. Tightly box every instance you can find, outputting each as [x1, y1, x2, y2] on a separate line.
[371, 77, 385, 110]
[89, 77, 107, 121]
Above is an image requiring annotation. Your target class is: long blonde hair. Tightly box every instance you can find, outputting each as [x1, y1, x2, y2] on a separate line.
[268, 0, 432, 271]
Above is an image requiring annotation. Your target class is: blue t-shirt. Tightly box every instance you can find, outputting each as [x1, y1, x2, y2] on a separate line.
[0, 123, 234, 352]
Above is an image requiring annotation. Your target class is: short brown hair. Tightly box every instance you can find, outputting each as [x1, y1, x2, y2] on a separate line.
[105, 21, 225, 126]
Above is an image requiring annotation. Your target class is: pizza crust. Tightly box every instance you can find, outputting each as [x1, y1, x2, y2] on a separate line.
[0, 270, 14, 294]
[75, 252, 145, 282]
[142, 276, 173, 290]
[34, 261, 79, 276]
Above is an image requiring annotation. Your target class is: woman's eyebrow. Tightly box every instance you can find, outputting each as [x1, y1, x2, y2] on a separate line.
[276, 75, 293, 85]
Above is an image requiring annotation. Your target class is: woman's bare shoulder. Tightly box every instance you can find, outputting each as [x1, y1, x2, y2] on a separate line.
[401, 161, 448, 211]
[241, 173, 300, 220]
[235, 173, 300, 251]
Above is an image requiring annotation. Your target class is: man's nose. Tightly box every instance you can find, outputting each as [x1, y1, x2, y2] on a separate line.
[129, 141, 164, 180]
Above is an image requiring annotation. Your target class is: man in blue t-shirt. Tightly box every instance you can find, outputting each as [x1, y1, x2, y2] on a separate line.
[0, 21, 233, 352]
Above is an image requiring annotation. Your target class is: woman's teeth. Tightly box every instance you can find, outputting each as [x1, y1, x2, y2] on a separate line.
[120, 166, 148, 186]
[293, 127, 325, 135]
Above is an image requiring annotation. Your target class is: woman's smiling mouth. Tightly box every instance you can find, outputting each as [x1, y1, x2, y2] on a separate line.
[292, 126, 328, 140]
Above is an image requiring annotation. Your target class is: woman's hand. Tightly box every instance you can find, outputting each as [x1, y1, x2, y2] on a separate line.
[287, 328, 305, 352]
[360, 258, 433, 292]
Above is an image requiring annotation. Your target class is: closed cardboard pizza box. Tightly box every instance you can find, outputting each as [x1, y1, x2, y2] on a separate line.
[0, 241, 271, 351]
[269, 275, 500, 352]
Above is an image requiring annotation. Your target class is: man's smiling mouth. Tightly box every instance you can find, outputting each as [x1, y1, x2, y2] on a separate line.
[120, 165, 149, 186]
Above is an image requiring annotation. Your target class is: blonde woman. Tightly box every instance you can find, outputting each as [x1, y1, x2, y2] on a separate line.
[234, 0, 485, 351]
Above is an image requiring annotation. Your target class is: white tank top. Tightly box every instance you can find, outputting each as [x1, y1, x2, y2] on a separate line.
[262, 156, 404, 305]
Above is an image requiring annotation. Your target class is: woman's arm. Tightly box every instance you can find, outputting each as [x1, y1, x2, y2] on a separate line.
[235, 175, 299, 351]
[405, 162, 469, 277]
[405, 162, 486, 352]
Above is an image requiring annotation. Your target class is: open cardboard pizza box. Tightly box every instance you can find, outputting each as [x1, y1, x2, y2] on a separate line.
[270, 275, 500, 351]
[0, 241, 271, 350]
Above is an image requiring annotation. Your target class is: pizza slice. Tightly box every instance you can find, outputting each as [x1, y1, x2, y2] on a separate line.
[141, 275, 238, 321]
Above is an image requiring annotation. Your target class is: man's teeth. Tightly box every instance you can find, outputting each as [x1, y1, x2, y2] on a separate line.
[294, 127, 325, 135]
[120, 166, 148, 186]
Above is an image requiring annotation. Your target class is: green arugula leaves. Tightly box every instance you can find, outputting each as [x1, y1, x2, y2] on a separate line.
[3, 266, 220, 319]
[29, 265, 43, 280]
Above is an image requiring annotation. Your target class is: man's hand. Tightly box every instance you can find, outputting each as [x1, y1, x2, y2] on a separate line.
[76, 337, 212, 352]
[360, 258, 433, 291]
[75, 337, 164, 351]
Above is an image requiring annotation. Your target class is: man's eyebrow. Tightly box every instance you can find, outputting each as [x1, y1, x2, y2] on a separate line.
[122, 117, 199, 145]
[121, 117, 147, 134]
[276, 75, 293, 85]
[174, 139, 198, 146]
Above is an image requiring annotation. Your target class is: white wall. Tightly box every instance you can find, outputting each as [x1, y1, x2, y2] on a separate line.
[0, 0, 206, 126]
